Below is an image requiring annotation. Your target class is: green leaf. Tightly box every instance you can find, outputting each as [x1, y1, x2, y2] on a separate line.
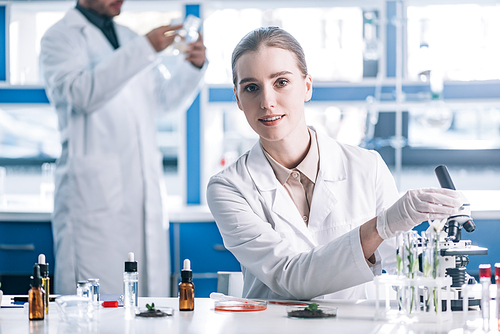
[423, 259, 431, 277]
[396, 254, 402, 274]
[412, 257, 419, 273]
[305, 303, 319, 311]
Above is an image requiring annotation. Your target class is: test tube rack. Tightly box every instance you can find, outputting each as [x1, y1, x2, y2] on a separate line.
[374, 275, 453, 323]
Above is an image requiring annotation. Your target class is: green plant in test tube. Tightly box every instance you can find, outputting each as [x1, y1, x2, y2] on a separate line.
[395, 232, 404, 311]
[423, 227, 440, 313]
[405, 231, 419, 314]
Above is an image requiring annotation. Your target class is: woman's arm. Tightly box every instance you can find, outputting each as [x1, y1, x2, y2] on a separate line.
[207, 173, 376, 300]
[359, 217, 383, 262]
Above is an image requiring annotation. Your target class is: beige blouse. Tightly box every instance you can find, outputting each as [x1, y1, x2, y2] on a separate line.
[263, 129, 319, 226]
[263, 129, 376, 265]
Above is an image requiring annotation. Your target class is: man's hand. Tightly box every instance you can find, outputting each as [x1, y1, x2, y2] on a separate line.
[146, 24, 183, 52]
[185, 34, 206, 69]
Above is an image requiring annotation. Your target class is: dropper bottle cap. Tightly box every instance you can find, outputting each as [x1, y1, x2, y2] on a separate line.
[38, 254, 49, 278]
[31, 264, 42, 287]
[125, 252, 137, 272]
[181, 259, 192, 283]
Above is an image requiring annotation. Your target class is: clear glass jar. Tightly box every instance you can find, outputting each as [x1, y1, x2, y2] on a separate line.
[76, 280, 90, 299]
[87, 278, 100, 306]
[171, 14, 202, 54]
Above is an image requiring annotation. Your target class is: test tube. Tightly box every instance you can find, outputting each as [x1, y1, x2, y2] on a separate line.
[479, 264, 491, 332]
[495, 263, 500, 331]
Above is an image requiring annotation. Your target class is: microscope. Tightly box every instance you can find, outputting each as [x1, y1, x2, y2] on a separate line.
[427, 165, 488, 311]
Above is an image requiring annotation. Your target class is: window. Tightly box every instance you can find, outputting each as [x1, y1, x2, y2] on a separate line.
[4, 2, 184, 164]
[407, 3, 500, 82]
[203, 4, 377, 84]
[2, 2, 187, 199]
[201, 2, 382, 185]
[408, 102, 500, 149]
[9, 2, 182, 85]
[0, 105, 59, 160]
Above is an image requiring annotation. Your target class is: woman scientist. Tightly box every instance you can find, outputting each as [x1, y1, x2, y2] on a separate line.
[207, 27, 461, 301]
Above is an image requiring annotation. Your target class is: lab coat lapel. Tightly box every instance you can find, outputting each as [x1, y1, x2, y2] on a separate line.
[247, 142, 316, 246]
[73, 10, 116, 59]
[308, 131, 346, 229]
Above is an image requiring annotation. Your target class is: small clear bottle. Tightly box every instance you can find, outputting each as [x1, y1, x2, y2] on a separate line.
[179, 259, 194, 311]
[76, 280, 90, 298]
[29, 264, 45, 320]
[37, 254, 50, 315]
[123, 252, 138, 310]
[88, 278, 100, 307]
[172, 15, 202, 55]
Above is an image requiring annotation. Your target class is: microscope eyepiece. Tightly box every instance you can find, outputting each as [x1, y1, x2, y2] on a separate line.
[435, 165, 456, 190]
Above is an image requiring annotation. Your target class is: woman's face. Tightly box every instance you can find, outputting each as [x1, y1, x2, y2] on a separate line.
[233, 46, 312, 144]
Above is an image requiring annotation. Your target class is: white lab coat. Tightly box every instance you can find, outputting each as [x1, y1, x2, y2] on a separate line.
[207, 129, 399, 300]
[40, 9, 206, 296]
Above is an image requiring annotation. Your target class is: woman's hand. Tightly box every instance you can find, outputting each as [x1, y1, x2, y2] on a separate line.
[376, 188, 462, 239]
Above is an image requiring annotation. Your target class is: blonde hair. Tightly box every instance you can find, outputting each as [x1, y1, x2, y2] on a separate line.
[231, 27, 308, 86]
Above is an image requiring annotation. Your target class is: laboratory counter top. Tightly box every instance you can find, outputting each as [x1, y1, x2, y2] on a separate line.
[0, 194, 214, 223]
[0, 296, 487, 334]
[1, 190, 500, 222]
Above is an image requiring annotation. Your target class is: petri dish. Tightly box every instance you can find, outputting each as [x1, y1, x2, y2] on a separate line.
[286, 305, 337, 319]
[55, 296, 94, 323]
[214, 300, 267, 312]
[136, 307, 173, 317]
[269, 301, 308, 306]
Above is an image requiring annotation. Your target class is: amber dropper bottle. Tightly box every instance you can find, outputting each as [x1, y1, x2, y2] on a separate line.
[179, 259, 194, 311]
[29, 264, 45, 320]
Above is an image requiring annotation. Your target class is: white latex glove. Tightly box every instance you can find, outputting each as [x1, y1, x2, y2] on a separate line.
[376, 188, 462, 239]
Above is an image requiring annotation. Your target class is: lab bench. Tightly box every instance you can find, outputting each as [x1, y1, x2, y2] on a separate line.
[1, 191, 499, 296]
[0, 296, 482, 334]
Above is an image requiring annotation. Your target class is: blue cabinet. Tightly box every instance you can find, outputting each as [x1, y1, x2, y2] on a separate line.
[169, 222, 240, 297]
[0, 221, 54, 273]
[0, 221, 54, 294]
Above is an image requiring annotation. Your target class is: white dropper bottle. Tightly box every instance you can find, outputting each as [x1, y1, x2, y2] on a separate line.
[123, 252, 138, 309]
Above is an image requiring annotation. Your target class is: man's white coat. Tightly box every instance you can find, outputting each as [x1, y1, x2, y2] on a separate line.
[40, 9, 205, 295]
